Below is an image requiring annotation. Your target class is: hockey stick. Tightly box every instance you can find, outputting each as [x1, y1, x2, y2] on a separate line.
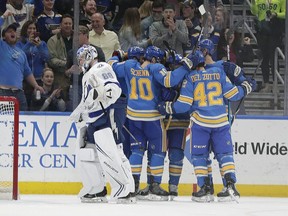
[226, 19, 245, 124]
[163, 40, 177, 130]
[231, 56, 263, 125]
[192, 4, 207, 54]
[163, 5, 207, 130]
[163, 40, 175, 64]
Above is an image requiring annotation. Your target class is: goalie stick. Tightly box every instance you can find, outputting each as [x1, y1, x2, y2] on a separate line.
[99, 101, 141, 147]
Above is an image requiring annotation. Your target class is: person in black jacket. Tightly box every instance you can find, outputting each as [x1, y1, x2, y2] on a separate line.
[217, 28, 254, 67]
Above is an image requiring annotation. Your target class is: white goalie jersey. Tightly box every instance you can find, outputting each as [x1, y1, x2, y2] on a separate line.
[72, 62, 122, 123]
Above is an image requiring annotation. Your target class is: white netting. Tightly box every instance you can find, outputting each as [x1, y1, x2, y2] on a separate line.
[0, 99, 16, 200]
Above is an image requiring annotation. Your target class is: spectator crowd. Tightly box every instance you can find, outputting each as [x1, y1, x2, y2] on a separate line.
[0, 0, 286, 111]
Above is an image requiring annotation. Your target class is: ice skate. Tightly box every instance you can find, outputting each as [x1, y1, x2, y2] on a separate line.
[217, 174, 240, 203]
[117, 193, 137, 204]
[169, 184, 178, 201]
[148, 182, 169, 201]
[80, 187, 108, 203]
[192, 178, 214, 203]
[136, 185, 150, 200]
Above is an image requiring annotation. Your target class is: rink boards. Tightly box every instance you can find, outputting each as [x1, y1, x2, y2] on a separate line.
[2, 112, 287, 197]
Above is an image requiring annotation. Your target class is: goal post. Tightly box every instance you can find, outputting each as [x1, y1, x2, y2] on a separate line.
[0, 96, 19, 200]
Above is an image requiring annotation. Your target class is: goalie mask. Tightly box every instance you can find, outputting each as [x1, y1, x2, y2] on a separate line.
[77, 45, 98, 73]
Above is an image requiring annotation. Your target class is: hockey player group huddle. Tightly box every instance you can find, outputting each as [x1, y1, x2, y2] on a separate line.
[68, 39, 257, 204]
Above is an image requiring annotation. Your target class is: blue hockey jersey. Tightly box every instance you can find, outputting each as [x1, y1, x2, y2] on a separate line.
[172, 66, 246, 127]
[109, 57, 187, 121]
[206, 60, 246, 85]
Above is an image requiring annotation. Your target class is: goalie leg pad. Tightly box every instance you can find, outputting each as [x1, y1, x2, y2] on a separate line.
[117, 143, 135, 194]
[94, 128, 133, 199]
[77, 143, 106, 198]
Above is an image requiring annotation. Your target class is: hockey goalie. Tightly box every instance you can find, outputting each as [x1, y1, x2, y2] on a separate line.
[69, 45, 135, 204]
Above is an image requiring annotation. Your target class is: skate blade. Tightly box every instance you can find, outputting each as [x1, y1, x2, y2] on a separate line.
[148, 194, 169, 201]
[81, 197, 108, 203]
[169, 195, 177, 201]
[217, 195, 240, 203]
[116, 197, 137, 204]
[228, 188, 240, 203]
[136, 194, 150, 200]
[191, 195, 214, 203]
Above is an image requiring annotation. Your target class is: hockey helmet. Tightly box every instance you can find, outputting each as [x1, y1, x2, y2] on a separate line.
[198, 39, 214, 55]
[128, 46, 145, 60]
[144, 46, 165, 63]
[187, 50, 205, 68]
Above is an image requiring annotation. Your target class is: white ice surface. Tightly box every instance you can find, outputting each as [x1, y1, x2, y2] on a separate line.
[1, 195, 288, 216]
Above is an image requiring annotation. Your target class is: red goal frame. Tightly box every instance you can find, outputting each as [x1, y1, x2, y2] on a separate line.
[0, 96, 19, 200]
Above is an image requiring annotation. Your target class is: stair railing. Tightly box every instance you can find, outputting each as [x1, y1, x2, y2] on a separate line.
[273, 47, 285, 110]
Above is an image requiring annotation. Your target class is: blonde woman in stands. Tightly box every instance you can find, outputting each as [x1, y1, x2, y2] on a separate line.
[118, 7, 151, 52]
[213, 7, 228, 32]
[139, 0, 153, 20]
[30, 68, 66, 111]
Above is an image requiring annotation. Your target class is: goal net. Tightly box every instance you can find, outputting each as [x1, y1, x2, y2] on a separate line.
[0, 96, 19, 200]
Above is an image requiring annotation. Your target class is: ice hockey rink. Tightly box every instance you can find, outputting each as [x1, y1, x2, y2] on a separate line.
[1, 195, 288, 216]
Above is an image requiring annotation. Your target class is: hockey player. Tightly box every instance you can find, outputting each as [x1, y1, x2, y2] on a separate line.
[111, 46, 146, 159]
[135, 52, 191, 201]
[162, 53, 191, 200]
[69, 45, 135, 204]
[109, 45, 192, 201]
[198, 39, 256, 201]
[157, 51, 256, 202]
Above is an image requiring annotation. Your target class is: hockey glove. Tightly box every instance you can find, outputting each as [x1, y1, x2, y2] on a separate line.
[157, 101, 174, 115]
[161, 88, 177, 101]
[180, 57, 193, 71]
[164, 49, 177, 62]
[112, 49, 128, 62]
[241, 77, 257, 95]
[222, 61, 244, 84]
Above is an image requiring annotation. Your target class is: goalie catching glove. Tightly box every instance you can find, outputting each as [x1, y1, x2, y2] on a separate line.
[112, 49, 128, 62]
[157, 101, 174, 115]
[241, 77, 257, 95]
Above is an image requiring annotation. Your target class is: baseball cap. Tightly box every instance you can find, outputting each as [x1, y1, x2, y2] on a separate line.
[79, 25, 89, 35]
[1, 22, 20, 37]
[164, 3, 175, 11]
[181, 0, 196, 9]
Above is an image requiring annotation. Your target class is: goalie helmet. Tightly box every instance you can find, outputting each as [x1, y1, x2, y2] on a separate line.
[128, 46, 145, 60]
[198, 39, 214, 55]
[76, 45, 98, 73]
[144, 46, 165, 63]
[187, 50, 205, 68]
